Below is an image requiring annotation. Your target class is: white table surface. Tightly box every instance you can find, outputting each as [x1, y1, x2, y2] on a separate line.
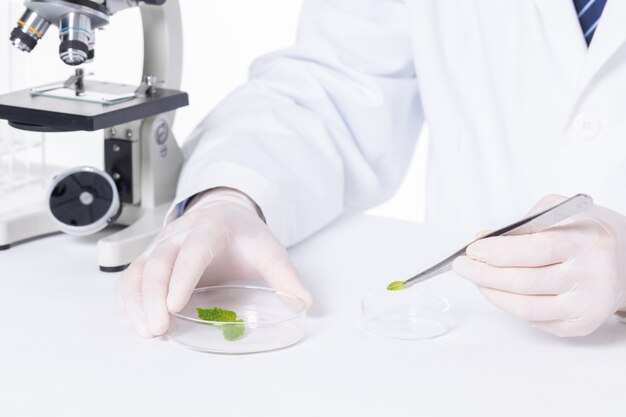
[1, 212, 625, 417]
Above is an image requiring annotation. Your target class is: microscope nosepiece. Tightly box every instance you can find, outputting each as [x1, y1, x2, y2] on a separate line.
[9, 9, 50, 53]
[58, 13, 92, 66]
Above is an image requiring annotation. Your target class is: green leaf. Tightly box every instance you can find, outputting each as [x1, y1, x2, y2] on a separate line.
[221, 319, 245, 341]
[196, 307, 238, 322]
[196, 307, 246, 341]
[386, 281, 406, 291]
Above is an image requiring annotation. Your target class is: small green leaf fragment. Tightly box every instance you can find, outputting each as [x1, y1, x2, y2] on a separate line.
[386, 281, 406, 291]
[196, 307, 246, 341]
[221, 319, 245, 341]
[196, 307, 238, 322]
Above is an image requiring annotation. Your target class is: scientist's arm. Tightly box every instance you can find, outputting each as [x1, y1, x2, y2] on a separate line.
[176, 0, 423, 247]
[117, 0, 423, 337]
[454, 195, 626, 337]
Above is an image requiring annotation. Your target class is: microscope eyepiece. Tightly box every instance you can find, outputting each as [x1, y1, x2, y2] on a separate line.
[58, 13, 92, 66]
[9, 9, 50, 53]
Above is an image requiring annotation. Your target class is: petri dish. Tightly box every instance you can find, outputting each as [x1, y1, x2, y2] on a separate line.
[167, 285, 307, 354]
[361, 289, 451, 340]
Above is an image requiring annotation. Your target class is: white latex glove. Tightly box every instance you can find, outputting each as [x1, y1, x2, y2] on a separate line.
[117, 188, 314, 338]
[453, 194, 626, 337]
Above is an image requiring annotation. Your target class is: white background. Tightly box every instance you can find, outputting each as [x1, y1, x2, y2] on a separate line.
[0, 0, 428, 221]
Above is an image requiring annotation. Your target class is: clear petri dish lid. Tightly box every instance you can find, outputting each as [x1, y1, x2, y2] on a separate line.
[168, 285, 308, 354]
[361, 288, 451, 340]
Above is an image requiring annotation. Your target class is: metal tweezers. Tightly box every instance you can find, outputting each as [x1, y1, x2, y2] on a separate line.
[401, 193, 594, 289]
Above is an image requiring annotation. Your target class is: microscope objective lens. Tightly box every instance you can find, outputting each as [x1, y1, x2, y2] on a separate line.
[9, 9, 50, 53]
[58, 13, 92, 66]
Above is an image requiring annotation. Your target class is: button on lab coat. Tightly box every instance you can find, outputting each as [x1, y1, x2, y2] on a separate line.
[174, 0, 626, 246]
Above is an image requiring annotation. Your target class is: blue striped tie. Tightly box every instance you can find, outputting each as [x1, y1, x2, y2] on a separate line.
[573, 0, 608, 45]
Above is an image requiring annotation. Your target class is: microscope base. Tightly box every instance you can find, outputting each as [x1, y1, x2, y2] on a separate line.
[100, 265, 129, 273]
[97, 203, 171, 272]
[0, 202, 172, 273]
[0, 203, 59, 249]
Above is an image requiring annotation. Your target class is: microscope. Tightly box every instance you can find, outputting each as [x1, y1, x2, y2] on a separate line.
[0, 0, 188, 272]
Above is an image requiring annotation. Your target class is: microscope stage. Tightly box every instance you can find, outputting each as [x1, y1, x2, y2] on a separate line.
[0, 80, 189, 132]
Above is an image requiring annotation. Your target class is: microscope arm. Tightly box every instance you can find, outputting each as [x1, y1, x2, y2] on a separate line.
[97, 0, 184, 270]
[106, 0, 183, 98]
[140, 0, 183, 117]
[105, 0, 166, 15]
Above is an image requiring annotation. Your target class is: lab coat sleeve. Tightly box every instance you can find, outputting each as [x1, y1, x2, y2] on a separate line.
[174, 0, 424, 246]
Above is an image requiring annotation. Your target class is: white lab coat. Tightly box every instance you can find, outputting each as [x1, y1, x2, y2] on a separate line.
[174, 0, 626, 247]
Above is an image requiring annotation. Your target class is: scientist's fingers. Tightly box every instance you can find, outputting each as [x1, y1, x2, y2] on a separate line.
[453, 256, 575, 295]
[478, 287, 567, 322]
[527, 194, 569, 216]
[117, 256, 152, 338]
[253, 237, 314, 309]
[141, 241, 180, 335]
[167, 228, 223, 313]
[474, 230, 493, 240]
[529, 319, 596, 338]
[512, 194, 569, 235]
[465, 224, 590, 267]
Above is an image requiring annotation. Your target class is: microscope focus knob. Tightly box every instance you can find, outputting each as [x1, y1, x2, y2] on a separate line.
[47, 167, 121, 236]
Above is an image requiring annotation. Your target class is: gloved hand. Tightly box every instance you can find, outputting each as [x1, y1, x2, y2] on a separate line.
[116, 188, 313, 338]
[453, 194, 626, 337]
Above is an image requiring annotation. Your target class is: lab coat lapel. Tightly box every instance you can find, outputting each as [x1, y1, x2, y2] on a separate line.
[531, 0, 587, 65]
[575, 0, 626, 95]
